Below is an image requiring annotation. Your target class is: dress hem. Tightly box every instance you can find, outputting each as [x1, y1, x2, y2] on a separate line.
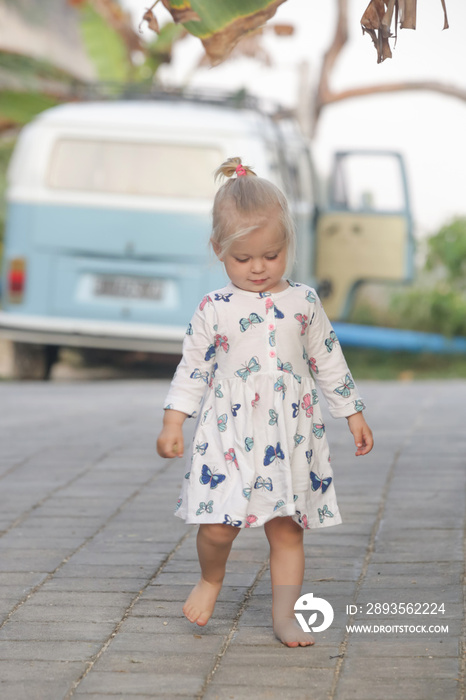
[174, 506, 343, 531]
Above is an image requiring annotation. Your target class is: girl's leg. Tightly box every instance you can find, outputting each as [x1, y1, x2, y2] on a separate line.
[183, 523, 240, 626]
[264, 516, 314, 647]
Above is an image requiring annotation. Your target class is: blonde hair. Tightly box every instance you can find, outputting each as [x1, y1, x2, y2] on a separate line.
[211, 157, 296, 273]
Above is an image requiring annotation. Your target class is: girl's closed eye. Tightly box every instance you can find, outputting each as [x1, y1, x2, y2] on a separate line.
[235, 257, 250, 263]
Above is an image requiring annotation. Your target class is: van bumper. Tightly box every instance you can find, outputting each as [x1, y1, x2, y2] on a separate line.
[0, 312, 185, 354]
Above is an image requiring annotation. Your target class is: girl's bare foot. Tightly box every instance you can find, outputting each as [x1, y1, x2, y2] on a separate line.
[273, 617, 315, 647]
[183, 578, 222, 626]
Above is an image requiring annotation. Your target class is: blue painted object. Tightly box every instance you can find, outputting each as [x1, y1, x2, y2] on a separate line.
[333, 322, 466, 355]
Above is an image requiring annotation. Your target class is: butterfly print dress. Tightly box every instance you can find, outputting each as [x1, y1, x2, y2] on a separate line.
[163, 281, 365, 530]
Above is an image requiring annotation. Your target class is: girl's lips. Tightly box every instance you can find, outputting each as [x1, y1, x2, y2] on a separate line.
[251, 279, 267, 284]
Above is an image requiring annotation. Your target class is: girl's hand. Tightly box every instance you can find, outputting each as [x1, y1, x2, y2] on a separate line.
[156, 410, 187, 458]
[347, 412, 374, 456]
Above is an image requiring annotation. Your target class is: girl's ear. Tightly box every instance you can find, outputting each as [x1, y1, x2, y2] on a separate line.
[212, 241, 223, 261]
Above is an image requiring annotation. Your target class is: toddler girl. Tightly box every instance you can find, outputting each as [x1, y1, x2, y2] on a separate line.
[157, 157, 373, 648]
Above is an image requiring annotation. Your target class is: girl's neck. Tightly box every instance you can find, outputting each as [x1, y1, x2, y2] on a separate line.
[229, 278, 290, 294]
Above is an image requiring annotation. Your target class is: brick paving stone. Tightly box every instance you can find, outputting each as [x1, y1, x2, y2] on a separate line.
[0, 660, 84, 682]
[143, 584, 250, 603]
[28, 591, 135, 608]
[355, 585, 462, 604]
[10, 605, 125, 624]
[91, 650, 216, 674]
[0, 620, 117, 642]
[207, 665, 334, 690]
[74, 696, 177, 700]
[220, 645, 338, 668]
[109, 632, 226, 654]
[203, 687, 326, 700]
[38, 577, 149, 593]
[1, 682, 79, 700]
[334, 676, 459, 700]
[75, 671, 206, 696]
[0, 640, 102, 661]
[130, 600, 239, 619]
[344, 636, 458, 657]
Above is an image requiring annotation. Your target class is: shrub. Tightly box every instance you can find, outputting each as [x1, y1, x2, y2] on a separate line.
[390, 218, 466, 337]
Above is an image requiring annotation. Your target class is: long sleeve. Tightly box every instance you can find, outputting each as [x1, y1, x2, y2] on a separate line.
[306, 291, 365, 419]
[163, 298, 217, 418]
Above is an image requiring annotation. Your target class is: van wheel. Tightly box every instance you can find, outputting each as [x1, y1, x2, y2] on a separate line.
[12, 343, 59, 380]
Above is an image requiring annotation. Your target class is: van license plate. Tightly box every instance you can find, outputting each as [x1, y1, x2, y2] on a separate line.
[94, 275, 165, 300]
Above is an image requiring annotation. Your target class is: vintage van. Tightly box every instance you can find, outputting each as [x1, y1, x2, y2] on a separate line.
[0, 96, 413, 378]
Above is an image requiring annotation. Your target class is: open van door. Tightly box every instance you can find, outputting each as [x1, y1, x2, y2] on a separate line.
[315, 151, 414, 320]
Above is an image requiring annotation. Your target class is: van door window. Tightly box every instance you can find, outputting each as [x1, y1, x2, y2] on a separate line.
[47, 140, 222, 199]
[331, 152, 407, 213]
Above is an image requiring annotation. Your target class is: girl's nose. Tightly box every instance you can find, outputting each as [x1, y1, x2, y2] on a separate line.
[251, 258, 265, 273]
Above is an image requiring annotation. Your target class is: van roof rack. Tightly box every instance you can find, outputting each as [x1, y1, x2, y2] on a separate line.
[72, 83, 294, 121]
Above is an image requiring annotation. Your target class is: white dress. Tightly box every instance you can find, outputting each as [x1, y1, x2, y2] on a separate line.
[163, 281, 365, 530]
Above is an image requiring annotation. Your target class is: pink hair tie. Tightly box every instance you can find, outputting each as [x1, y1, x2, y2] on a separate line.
[235, 164, 248, 177]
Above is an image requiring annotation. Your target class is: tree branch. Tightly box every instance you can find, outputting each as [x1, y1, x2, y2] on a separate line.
[322, 79, 466, 105]
[314, 0, 348, 127]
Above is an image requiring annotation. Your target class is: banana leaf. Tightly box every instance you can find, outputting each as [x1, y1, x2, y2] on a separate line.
[78, 2, 130, 82]
[147, 0, 287, 65]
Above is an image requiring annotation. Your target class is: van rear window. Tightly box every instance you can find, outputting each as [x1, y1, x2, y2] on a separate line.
[47, 140, 222, 198]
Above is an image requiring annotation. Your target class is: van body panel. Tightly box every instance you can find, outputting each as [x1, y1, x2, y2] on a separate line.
[51, 255, 225, 323]
[30, 203, 212, 259]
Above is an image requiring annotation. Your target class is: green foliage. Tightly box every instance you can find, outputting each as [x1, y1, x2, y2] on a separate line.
[144, 23, 187, 75]
[391, 286, 466, 337]
[0, 139, 16, 260]
[390, 218, 466, 337]
[76, 4, 187, 85]
[183, 0, 283, 36]
[344, 348, 466, 381]
[0, 52, 78, 84]
[77, 3, 130, 83]
[425, 217, 466, 287]
[0, 91, 59, 125]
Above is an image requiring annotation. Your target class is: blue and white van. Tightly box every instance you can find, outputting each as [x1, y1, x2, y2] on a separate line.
[0, 96, 413, 378]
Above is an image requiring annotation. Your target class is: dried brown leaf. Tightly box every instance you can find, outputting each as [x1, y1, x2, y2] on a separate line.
[271, 23, 294, 36]
[142, 8, 160, 34]
[361, 0, 393, 62]
[160, 0, 200, 24]
[381, 35, 392, 60]
[361, 0, 386, 31]
[399, 0, 416, 30]
[382, 0, 396, 38]
[362, 0, 449, 63]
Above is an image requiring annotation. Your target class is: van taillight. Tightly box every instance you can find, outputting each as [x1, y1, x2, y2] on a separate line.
[8, 258, 26, 303]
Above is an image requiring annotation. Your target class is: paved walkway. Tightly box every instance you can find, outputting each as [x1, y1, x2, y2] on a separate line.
[0, 379, 465, 700]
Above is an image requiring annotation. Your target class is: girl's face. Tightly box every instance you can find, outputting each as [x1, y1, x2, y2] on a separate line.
[215, 216, 288, 294]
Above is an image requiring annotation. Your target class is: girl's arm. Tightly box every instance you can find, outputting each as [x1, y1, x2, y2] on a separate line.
[306, 290, 365, 419]
[162, 301, 217, 419]
[157, 409, 188, 458]
[347, 412, 374, 456]
[157, 299, 217, 460]
[306, 288, 373, 456]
